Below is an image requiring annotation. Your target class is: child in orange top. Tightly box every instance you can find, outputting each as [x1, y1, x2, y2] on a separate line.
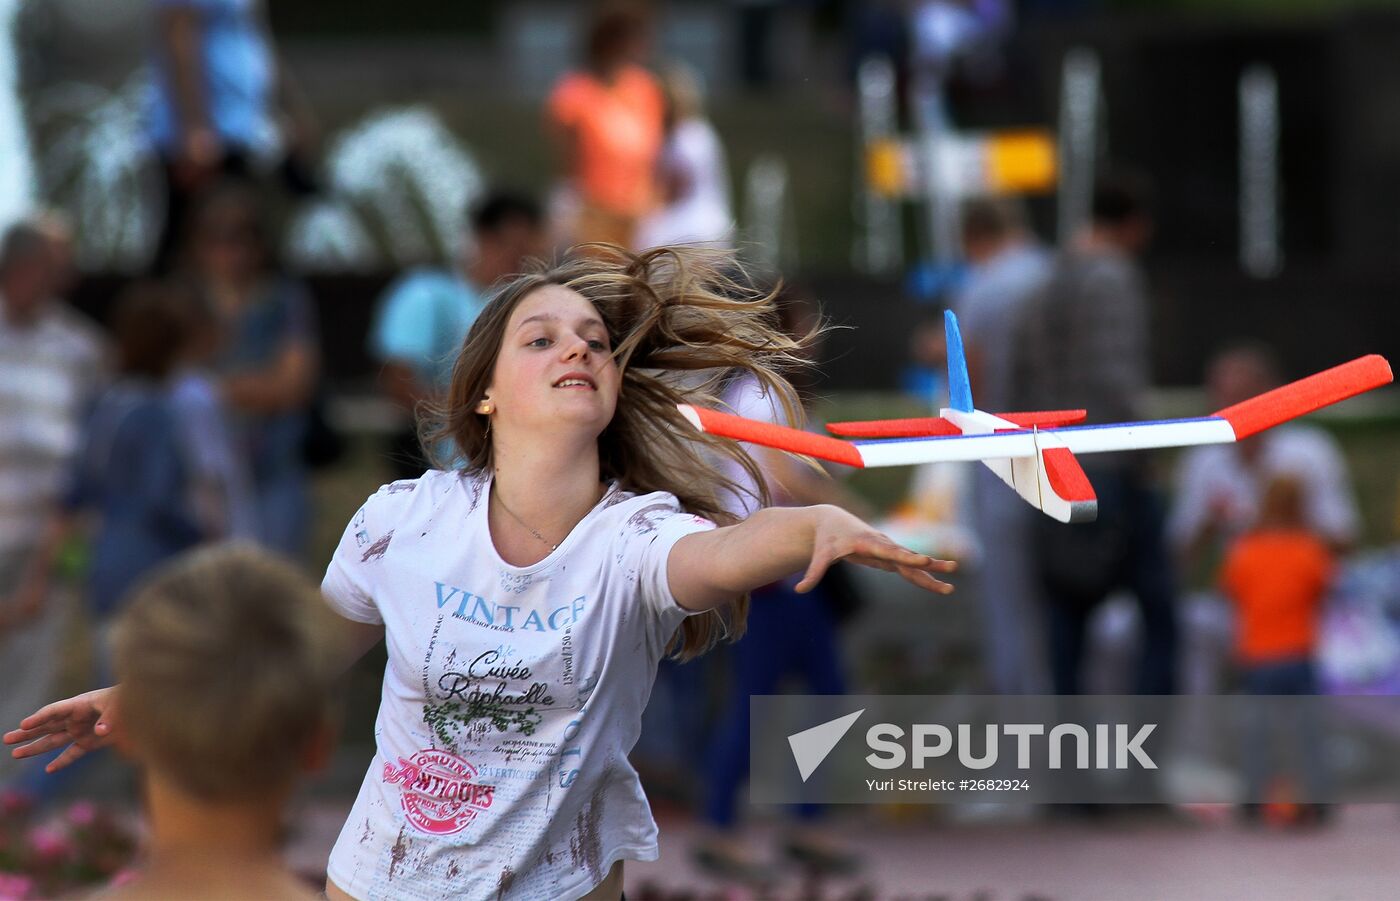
[547, 8, 664, 248]
[1220, 475, 1333, 820]
[1220, 475, 1333, 680]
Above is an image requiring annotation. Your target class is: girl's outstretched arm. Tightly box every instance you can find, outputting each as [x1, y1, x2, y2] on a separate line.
[667, 504, 956, 612]
[4, 609, 383, 774]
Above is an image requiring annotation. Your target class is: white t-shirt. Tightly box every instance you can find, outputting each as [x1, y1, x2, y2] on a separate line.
[1168, 424, 1360, 553]
[322, 469, 714, 900]
[713, 373, 787, 518]
[635, 118, 733, 250]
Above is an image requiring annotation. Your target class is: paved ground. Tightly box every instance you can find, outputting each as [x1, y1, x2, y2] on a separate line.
[639, 806, 1400, 900]
[26, 755, 1400, 900]
[281, 800, 1400, 900]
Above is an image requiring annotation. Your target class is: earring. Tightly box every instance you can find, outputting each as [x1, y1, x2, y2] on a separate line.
[477, 400, 494, 415]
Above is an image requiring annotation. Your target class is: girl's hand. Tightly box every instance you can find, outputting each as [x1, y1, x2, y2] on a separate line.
[797, 505, 957, 595]
[2, 687, 120, 773]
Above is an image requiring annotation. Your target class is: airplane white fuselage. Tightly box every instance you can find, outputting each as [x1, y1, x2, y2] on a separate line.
[938, 408, 1092, 523]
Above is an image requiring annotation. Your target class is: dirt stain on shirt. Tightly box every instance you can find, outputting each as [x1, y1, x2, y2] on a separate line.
[495, 865, 515, 900]
[568, 783, 607, 883]
[388, 825, 409, 881]
[362, 530, 394, 562]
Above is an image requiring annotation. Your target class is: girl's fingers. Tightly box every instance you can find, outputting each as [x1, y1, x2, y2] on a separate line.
[17, 701, 86, 733]
[10, 731, 72, 759]
[801, 522, 957, 595]
[852, 538, 923, 566]
[896, 564, 955, 594]
[854, 537, 957, 572]
[14, 711, 61, 734]
[847, 549, 955, 575]
[796, 552, 834, 594]
[2, 725, 55, 745]
[46, 743, 88, 773]
[840, 551, 956, 595]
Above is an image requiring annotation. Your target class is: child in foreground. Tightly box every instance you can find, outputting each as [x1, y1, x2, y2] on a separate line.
[98, 544, 342, 899]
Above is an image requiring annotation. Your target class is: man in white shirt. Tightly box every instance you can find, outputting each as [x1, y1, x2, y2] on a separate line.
[1170, 344, 1360, 571]
[0, 218, 106, 789]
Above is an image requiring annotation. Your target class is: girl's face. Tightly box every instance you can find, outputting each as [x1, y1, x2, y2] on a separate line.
[484, 284, 620, 437]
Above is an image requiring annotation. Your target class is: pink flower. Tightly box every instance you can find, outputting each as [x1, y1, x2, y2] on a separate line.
[107, 868, 140, 889]
[64, 800, 98, 828]
[0, 873, 35, 901]
[0, 790, 32, 819]
[26, 825, 73, 862]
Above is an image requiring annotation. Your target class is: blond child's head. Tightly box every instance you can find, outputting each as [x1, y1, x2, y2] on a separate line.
[1258, 475, 1306, 531]
[111, 544, 344, 800]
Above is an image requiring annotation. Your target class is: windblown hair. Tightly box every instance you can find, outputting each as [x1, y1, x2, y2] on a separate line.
[423, 244, 817, 659]
[111, 544, 345, 800]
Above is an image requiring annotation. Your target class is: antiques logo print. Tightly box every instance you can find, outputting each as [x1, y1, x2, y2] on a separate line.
[383, 749, 496, 835]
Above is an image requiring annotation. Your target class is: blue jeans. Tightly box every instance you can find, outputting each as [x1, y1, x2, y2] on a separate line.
[1240, 658, 1327, 802]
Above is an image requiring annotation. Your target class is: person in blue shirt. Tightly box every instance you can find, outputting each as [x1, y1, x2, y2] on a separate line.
[18, 283, 212, 685]
[371, 191, 545, 479]
[177, 182, 320, 556]
[147, 0, 317, 272]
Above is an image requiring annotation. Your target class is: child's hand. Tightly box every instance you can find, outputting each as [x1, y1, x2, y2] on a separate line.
[3, 687, 120, 773]
[797, 505, 956, 595]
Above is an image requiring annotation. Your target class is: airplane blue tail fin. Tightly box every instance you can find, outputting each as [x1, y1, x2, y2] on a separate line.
[944, 309, 974, 412]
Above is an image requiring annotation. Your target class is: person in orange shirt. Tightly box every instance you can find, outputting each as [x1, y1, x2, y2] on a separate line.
[547, 7, 665, 250]
[1219, 475, 1333, 822]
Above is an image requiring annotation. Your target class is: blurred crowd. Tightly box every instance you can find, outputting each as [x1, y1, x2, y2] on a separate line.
[0, 0, 1387, 895]
[941, 182, 1358, 711]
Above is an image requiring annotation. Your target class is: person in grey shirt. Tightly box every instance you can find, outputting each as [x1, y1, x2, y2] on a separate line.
[952, 197, 1053, 694]
[1010, 173, 1178, 696]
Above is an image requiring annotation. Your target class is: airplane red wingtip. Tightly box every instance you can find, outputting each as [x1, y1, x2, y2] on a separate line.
[1042, 447, 1096, 503]
[1213, 354, 1392, 441]
[680, 404, 866, 468]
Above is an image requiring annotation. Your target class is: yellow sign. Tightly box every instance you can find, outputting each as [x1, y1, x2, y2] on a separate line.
[863, 128, 1057, 198]
[866, 138, 909, 196]
[986, 130, 1056, 194]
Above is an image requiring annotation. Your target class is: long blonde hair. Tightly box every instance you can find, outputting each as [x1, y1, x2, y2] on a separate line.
[424, 244, 814, 658]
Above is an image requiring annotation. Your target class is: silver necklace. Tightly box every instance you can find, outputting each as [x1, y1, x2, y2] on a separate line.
[492, 481, 609, 553]
[493, 491, 558, 552]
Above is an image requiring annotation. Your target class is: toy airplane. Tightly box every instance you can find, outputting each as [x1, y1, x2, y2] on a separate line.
[679, 311, 1393, 524]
